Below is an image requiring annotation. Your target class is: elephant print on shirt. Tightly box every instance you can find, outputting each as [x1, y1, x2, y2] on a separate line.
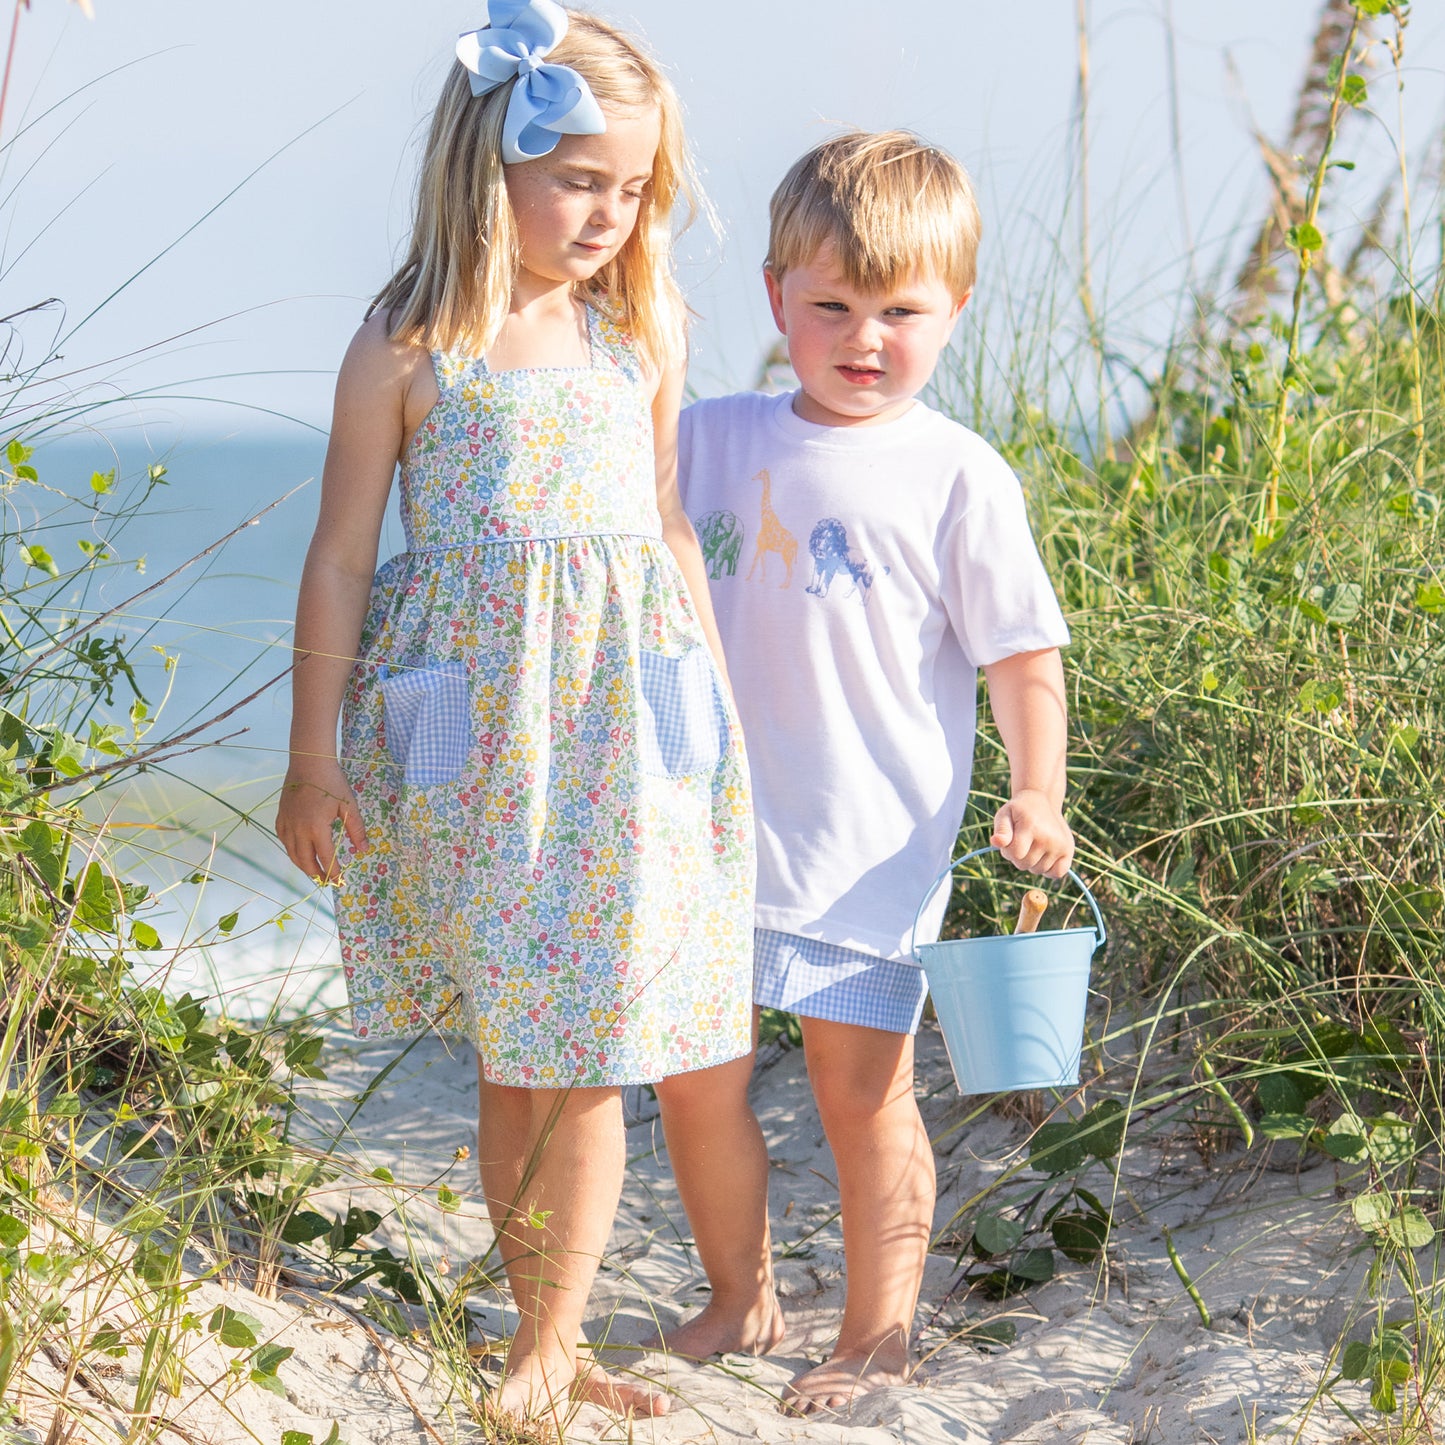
[695, 509, 744, 579]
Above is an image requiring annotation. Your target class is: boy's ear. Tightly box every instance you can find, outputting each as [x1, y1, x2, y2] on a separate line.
[763, 267, 787, 335]
[942, 287, 972, 342]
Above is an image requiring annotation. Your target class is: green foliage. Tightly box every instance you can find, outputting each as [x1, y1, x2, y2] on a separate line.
[282, 1427, 342, 1445]
[945, 1100, 1124, 1299]
[757, 1005, 803, 1048]
[953, 78, 1444, 1056]
[209, 1305, 262, 1349]
[929, 7, 1445, 1418]
[247, 1342, 295, 1396]
[0, 439, 462, 1434]
[1342, 1328, 1413, 1412]
[951, 237, 1445, 1397]
[1028, 1100, 1125, 1175]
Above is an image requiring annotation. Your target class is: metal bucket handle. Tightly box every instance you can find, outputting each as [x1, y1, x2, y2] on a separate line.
[909, 845, 1107, 957]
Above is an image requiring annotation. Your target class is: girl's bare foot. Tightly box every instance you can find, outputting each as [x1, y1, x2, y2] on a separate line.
[488, 1356, 669, 1424]
[573, 1362, 671, 1415]
[781, 1352, 909, 1415]
[649, 1288, 786, 1358]
[480, 1402, 560, 1445]
[488, 1358, 567, 1428]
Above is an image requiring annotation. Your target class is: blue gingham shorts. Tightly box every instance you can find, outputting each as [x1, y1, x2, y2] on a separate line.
[753, 929, 928, 1036]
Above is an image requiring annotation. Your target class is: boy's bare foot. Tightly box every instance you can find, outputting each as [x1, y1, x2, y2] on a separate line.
[780, 1353, 909, 1415]
[647, 1290, 786, 1358]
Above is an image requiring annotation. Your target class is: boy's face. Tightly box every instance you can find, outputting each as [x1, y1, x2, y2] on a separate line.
[764, 243, 969, 427]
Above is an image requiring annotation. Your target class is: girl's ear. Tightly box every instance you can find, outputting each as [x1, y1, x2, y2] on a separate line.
[763, 267, 787, 335]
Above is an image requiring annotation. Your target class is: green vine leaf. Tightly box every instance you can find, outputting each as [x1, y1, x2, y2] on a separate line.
[19, 544, 59, 578]
[209, 1306, 261, 1350]
[973, 1211, 1025, 1257]
[1029, 1121, 1087, 1175]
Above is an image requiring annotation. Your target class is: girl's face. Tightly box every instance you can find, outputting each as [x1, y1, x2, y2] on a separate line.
[504, 108, 661, 296]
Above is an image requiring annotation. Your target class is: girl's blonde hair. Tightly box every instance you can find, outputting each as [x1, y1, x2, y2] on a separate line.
[766, 130, 981, 299]
[372, 10, 689, 373]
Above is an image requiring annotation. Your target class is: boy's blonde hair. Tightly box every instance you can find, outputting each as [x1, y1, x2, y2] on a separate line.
[766, 130, 981, 298]
[372, 10, 689, 372]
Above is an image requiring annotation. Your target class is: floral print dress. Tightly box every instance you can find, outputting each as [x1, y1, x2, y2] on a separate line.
[336, 307, 754, 1087]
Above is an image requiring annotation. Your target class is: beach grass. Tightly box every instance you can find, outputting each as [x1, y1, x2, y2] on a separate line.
[930, 2, 1445, 1431]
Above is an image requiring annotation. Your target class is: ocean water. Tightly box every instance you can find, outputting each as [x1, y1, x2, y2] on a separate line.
[27, 431, 387, 1020]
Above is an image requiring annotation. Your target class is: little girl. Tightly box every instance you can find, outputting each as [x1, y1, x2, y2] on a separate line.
[276, 2, 754, 1421]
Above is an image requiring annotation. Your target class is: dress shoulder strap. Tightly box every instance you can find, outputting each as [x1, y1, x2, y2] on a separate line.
[589, 307, 644, 383]
[432, 349, 488, 392]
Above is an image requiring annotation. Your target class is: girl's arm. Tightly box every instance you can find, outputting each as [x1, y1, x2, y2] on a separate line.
[982, 646, 1074, 879]
[650, 360, 732, 683]
[276, 317, 423, 882]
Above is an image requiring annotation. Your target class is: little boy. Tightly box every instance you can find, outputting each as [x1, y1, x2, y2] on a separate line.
[653, 131, 1073, 1413]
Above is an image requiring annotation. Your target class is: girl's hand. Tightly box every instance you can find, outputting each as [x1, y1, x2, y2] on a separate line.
[277, 760, 367, 885]
[991, 788, 1073, 879]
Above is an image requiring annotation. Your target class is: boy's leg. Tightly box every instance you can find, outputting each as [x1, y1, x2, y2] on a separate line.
[476, 1068, 669, 1418]
[783, 1017, 932, 1414]
[649, 1031, 784, 1356]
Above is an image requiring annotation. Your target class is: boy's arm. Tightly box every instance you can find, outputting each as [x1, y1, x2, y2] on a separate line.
[982, 647, 1073, 879]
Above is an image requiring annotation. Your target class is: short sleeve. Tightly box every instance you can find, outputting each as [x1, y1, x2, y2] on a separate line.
[940, 438, 1070, 666]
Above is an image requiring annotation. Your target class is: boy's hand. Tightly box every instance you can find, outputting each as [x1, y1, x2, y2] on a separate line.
[277, 759, 367, 885]
[991, 788, 1073, 879]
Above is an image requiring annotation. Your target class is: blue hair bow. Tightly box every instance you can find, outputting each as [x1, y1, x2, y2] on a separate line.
[457, 0, 606, 165]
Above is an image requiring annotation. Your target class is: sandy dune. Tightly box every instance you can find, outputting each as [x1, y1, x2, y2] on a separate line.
[14, 1023, 1389, 1443]
[281, 1026, 1380, 1444]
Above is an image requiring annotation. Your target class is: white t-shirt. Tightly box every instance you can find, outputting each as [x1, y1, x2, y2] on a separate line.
[679, 391, 1069, 959]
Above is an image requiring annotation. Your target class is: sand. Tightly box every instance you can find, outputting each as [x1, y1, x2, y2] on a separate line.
[14, 1024, 1397, 1444]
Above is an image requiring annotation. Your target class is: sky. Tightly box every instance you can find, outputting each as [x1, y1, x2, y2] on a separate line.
[4, 1, 1443, 443]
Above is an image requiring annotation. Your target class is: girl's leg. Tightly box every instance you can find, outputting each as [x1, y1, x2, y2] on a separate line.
[476, 1067, 668, 1419]
[476, 1064, 530, 1231]
[650, 1034, 784, 1356]
[782, 1018, 932, 1414]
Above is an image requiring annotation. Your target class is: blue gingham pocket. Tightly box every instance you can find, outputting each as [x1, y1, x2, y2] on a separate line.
[378, 661, 472, 787]
[638, 646, 726, 779]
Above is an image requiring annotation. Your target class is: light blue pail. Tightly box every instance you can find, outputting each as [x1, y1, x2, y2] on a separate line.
[912, 846, 1106, 1094]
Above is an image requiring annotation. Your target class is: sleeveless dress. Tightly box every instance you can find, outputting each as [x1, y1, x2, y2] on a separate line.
[335, 307, 755, 1088]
